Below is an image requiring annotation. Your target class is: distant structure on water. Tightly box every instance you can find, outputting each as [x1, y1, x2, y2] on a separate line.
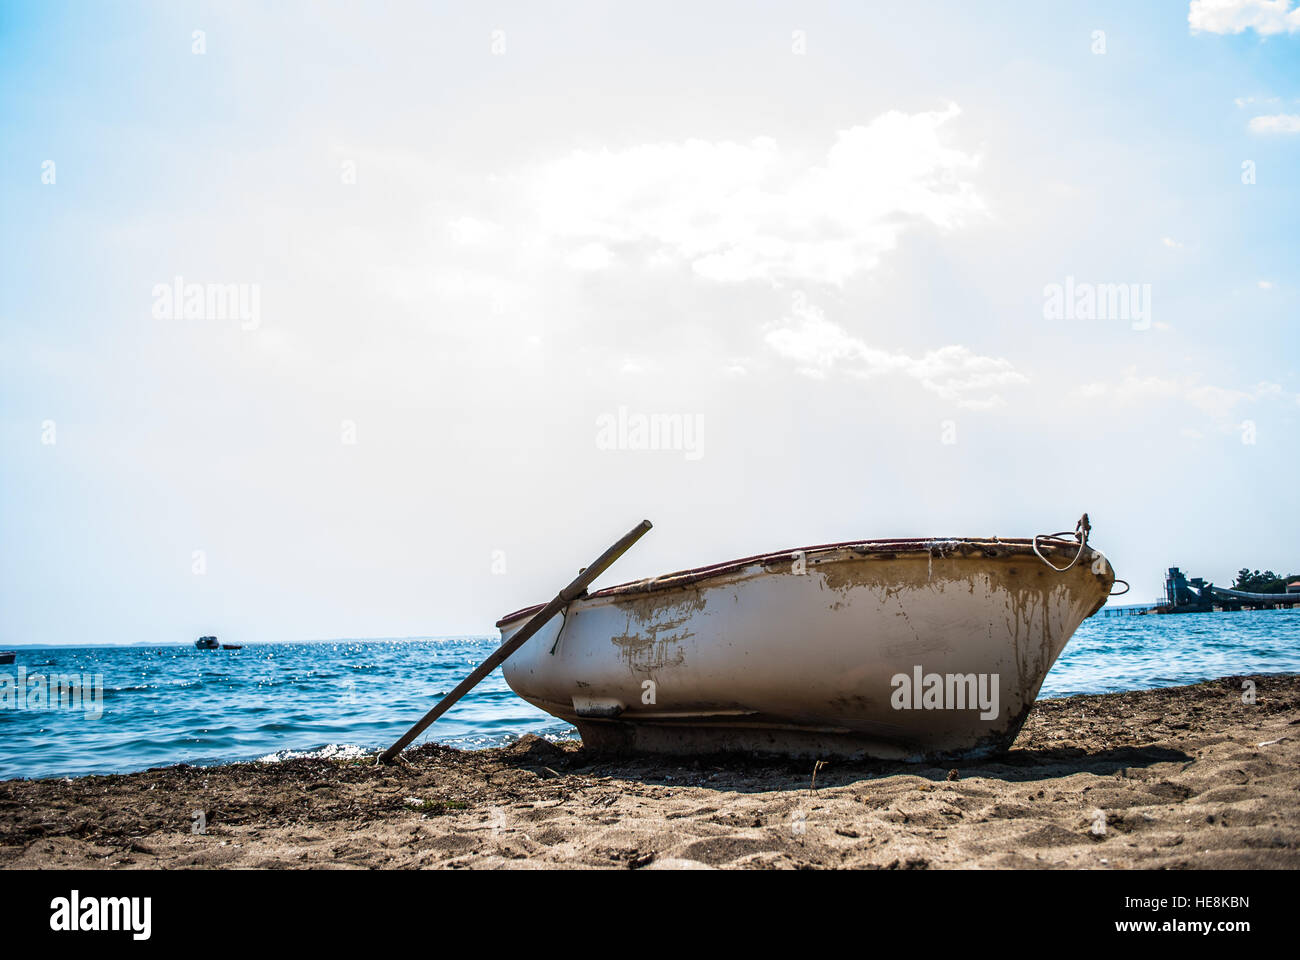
[1102, 567, 1300, 617]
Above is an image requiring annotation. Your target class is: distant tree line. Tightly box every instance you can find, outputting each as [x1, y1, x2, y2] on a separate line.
[1232, 569, 1300, 593]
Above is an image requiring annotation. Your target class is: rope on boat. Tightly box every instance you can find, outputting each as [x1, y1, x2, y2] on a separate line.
[1109, 579, 1130, 596]
[549, 606, 570, 655]
[1032, 513, 1091, 572]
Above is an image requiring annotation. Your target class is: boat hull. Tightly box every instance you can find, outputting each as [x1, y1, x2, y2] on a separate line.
[499, 539, 1113, 761]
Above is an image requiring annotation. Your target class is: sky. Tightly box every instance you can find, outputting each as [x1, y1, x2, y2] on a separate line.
[1, 0, 1298, 645]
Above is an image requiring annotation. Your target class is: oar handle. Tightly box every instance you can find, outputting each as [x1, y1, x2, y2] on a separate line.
[376, 519, 653, 764]
[560, 519, 653, 600]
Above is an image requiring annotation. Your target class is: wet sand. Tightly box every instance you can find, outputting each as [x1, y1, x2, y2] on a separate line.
[2, 675, 1297, 869]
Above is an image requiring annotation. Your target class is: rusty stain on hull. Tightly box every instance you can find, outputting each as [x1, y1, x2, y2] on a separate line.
[608, 590, 704, 671]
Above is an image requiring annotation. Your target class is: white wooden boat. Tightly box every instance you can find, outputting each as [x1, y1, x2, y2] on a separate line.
[497, 524, 1114, 761]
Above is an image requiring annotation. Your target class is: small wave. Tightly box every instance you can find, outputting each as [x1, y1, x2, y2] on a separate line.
[438, 727, 579, 750]
[255, 743, 374, 764]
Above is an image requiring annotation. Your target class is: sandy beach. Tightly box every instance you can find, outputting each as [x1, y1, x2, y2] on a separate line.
[2, 674, 1297, 870]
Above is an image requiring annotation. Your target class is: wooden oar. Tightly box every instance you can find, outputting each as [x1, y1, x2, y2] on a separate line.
[376, 519, 653, 764]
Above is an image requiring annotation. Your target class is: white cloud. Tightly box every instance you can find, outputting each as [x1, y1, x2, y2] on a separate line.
[1248, 113, 1300, 132]
[1189, 0, 1300, 35]
[1259, 279, 1275, 289]
[1078, 371, 1181, 405]
[1185, 383, 1254, 419]
[446, 216, 502, 245]
[529, 105, 985, 286]
[1078, 368, 1296, 423]
[1162, 236, 1184, 248]
[764, 300, 1024, 409]
[618, 355, 652, 374]
[565, 242, 615, 271]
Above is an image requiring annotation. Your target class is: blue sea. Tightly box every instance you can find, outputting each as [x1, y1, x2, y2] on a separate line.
[2, 609, 1298, 780]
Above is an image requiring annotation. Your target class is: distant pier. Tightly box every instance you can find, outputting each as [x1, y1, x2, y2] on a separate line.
[1101, 567, 1300, 617]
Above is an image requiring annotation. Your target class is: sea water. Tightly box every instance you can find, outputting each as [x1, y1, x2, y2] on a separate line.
[2, 609, 1297, 779]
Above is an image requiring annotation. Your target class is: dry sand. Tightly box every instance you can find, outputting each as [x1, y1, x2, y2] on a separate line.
[2, 675, 1297, 869]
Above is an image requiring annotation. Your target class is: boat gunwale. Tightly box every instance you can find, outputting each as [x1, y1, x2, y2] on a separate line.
[494, 535, 1089, 628]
